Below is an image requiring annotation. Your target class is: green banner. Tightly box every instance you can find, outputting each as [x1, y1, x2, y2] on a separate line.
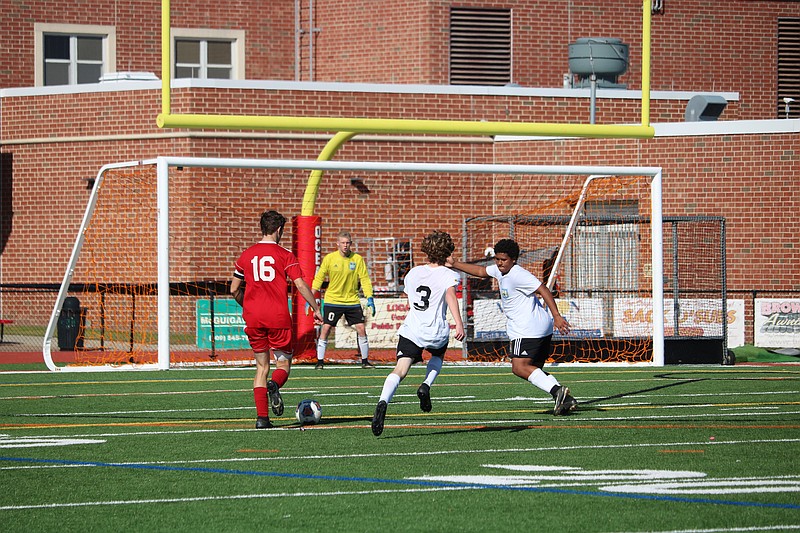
[196, 299, 249, 349]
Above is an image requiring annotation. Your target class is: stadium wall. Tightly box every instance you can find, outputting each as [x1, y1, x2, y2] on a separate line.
[0, 87, 798, 345]
[1, 0, 796, 120]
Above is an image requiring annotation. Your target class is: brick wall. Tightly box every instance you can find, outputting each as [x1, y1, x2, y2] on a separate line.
[2, 1, 796, 119]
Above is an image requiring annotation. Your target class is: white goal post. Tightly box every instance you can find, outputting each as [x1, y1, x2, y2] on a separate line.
[43, 156, 663, 371]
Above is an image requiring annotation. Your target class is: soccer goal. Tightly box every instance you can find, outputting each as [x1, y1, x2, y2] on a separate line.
[462, 174, 727, 365]
[43, 157, 664, 371]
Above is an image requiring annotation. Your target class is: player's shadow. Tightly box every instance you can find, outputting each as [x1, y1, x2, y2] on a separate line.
[380, 423, 544, 439]
[578, 377, 706, 407]
[298, 415, 373, 427]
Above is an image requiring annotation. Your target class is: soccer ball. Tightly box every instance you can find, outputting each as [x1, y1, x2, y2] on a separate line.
[295, 399, 322, 425]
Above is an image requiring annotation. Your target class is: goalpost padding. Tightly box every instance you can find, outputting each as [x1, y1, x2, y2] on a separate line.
[43, 157, 663, 371]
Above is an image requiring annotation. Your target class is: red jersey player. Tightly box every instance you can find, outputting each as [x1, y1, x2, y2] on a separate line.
[231, 210, 322, 429]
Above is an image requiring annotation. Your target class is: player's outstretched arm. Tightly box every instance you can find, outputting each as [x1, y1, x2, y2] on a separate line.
[445, 286, 465, 341]
[446, 255, 489, 278]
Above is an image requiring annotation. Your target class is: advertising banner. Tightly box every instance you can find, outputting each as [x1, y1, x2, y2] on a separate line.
[614, 298, 744, 345]
[754, 298, 800, 348]
[196, 299, 249, 349]
[472, 298, 604, 340]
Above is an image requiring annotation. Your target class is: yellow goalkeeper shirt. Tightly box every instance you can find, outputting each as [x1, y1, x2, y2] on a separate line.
[312, 251, 373, 305]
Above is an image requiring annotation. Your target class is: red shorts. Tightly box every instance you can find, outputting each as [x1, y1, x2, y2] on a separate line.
[244, 326, 293, 354]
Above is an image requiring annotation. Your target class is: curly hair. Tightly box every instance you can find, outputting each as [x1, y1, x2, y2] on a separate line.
[260, 210, 286, 236]
[421, 231, 455, 265]
[493, 238, 520, 260]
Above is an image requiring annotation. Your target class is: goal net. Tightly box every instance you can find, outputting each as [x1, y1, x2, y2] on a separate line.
[43, 158, 666, 370]
[463, 174, 725, 365]
[43, 162, 260, 370]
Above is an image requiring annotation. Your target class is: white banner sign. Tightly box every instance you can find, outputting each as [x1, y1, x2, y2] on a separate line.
[614, 298, 744, 345]
[335, 298, 463, 349]
[754, 298, 800, 348]
[472, 298, 604, 340]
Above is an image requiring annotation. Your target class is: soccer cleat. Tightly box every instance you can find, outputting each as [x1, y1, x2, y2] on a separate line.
[361, 360, 375, 369]
[417, 383, 432, 412]
[267, 380, 284, 416]
[315, 360, 324, 370]
[372, 400, 387, 436]
[255, 417, 273, 429]
[563, 392, 579, 413]
[553, 386, 577, 415]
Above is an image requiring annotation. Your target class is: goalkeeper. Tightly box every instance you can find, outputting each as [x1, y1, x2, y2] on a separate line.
[312, 231, 376, 369]
[448, 238, 578, 416]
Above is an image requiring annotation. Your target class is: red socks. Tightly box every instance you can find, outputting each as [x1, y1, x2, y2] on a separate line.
[253, 387, 269, 418]
[271, 368, 288, 388]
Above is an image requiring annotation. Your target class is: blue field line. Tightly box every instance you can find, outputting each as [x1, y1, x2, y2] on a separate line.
[2, 455, 799, 510]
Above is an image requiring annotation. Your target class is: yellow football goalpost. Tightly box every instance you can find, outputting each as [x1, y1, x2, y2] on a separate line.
[156, 0, 655, 215]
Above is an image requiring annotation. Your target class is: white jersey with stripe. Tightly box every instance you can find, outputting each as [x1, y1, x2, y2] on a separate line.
[486, 263, 553, 340]
[397, 264, 460, 349]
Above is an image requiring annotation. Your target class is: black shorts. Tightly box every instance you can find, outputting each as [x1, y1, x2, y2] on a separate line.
[323, 303, 366, 327]
[509, 335, 552, 368]
[396, 335, 448, 364]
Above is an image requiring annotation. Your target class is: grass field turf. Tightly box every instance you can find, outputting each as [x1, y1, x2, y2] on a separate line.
[1, 364, 798, 532]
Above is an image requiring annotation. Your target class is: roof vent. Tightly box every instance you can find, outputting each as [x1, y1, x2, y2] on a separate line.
[685, 95, 727, 122]
[568, 38, 629, 89]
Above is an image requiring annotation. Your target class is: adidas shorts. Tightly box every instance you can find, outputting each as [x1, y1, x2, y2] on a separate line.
[322, 303, 365, 327]
[396, 335, 448, 364]
[509, 335, 552, 368]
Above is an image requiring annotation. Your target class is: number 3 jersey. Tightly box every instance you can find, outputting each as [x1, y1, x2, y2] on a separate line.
[398, 264, 460, 349]
[234, 241, 304, 329]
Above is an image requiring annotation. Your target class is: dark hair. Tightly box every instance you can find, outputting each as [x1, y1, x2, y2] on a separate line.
[493, 238, 520, 261]
[260, 210, 286, 236]
[421, 231, 455, 265]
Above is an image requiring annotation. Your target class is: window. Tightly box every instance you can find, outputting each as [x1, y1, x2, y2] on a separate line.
[777, 18, 800, 119]
[449, 7, 512, 86]
[172, 29, 245, 80]
[34, 23, 115, 86]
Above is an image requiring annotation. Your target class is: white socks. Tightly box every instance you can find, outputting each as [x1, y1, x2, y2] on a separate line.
[423, 357, 443, 387]
[316, 339, 327, 361]
[379, 373, 402, 404]
[357, 335, 369, 360]
[528, 368, 559, 394]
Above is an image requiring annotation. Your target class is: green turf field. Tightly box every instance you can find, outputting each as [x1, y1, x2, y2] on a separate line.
[1, 364, 798, 532]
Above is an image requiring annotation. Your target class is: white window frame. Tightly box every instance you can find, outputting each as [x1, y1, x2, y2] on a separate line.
[34, 23, 116, 87]
[171, 28, 245, 80]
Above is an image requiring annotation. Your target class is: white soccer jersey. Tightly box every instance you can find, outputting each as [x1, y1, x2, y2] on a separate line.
[397, 264, 460, 349]
[486, 263, 553, 340]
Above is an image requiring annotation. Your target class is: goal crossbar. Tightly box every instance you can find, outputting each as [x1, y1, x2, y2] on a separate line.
[43, 156, 663, 371]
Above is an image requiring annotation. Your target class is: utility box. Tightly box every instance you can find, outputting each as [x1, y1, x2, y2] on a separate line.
[57, 296, 85, 351]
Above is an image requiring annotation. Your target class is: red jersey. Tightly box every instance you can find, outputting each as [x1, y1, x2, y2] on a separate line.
[234, 241, 304, 329]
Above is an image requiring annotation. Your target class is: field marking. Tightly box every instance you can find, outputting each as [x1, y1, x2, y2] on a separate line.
[2, 385, 797, 403]
[0, 486, 475, 511]
[2, 437, 799, 470]
[4, 406, 800, 431]
[611, 526, 800, 533]
[1, 455, 798, 511]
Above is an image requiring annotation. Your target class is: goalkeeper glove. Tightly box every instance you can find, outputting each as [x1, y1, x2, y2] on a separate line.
[367, 297, 376, 317]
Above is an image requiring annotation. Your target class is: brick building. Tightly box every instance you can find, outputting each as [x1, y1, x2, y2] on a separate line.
[0, 0, 798, 353]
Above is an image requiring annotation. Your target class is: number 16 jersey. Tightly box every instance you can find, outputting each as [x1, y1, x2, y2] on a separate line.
[234, 241, 304, 329]
[398, 264, 460, 349]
